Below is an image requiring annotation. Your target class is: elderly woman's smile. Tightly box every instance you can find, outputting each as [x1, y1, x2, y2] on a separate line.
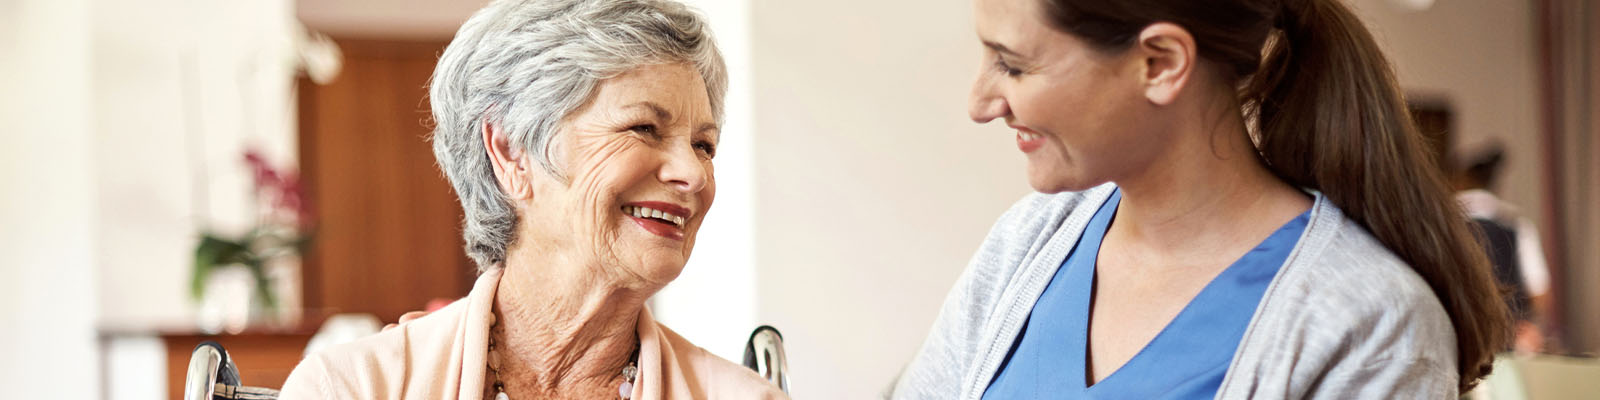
[622, 202, 692, 238]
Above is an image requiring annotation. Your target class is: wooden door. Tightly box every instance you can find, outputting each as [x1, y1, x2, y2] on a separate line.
[1408, 99, 1454, 172]
[298, 38, 475, 323]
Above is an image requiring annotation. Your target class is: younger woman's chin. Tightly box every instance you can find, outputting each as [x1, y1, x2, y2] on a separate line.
[1025, 170, 1103, 194]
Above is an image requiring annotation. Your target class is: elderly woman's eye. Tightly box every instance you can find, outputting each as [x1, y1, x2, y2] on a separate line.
[694, 141, 717, 158]
[629, 124, 660, 137]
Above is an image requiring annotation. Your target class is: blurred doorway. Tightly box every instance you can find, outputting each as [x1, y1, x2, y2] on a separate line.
[297, 38, 475, 324]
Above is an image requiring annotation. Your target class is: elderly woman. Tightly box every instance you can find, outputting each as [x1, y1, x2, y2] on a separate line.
[279, 0, 786, 398]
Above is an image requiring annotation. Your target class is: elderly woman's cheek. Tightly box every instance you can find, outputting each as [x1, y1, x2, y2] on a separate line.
[553, 138, 629, 258]
[570, 133, 639, 172]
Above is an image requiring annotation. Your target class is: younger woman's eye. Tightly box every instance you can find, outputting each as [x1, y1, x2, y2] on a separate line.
[995, 57, 1022, 77]
[693, 140, 717, 159]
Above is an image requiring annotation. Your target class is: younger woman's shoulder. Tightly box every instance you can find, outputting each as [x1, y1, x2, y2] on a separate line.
[1293, 209, 1445, 315]
[1262, 204, 1456, 361]
[1234, 206, 1460, 396]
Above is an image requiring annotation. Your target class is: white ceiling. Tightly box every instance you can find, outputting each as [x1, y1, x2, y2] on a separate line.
[297, 0, 490, 39]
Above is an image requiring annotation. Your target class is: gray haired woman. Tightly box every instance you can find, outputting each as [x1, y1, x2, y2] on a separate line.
[280, 0, 786, 398]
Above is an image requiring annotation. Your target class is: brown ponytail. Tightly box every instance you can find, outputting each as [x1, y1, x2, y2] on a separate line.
[1043, 0, 1511, 390]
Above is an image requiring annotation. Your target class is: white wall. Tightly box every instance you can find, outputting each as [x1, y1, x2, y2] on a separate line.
[93, 0, 300, 329]
[0, 0, 100, 398]
[748, 0, 1029, 397]
[1, 0, 298, 396]
[105, 336, 167, 400]
[82, 1, 302, 341]
[299, 0, 489, 39]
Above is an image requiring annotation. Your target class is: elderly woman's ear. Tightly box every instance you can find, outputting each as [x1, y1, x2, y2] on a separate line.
[482, 122, 535, 200]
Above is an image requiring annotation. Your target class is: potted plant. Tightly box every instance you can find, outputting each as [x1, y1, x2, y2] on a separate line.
[191, 148, 313, 333]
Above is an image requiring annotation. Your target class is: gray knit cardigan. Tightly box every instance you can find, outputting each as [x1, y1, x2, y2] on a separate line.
[889, 184, 1458, 399]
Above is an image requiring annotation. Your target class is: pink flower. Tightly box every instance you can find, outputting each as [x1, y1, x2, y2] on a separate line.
[242, 148, 313, 231]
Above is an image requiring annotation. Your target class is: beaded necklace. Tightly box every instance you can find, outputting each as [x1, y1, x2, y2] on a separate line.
[485, 311, 639, 399]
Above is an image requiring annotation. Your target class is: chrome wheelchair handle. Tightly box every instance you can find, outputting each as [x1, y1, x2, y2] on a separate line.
[183, 341, 281, 400]
[742, 325, 789, 393]
[184, 342, 226, 400]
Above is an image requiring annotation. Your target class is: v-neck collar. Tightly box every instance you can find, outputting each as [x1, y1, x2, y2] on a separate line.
[978, 188, 1312, 399]
[1071, 190, 1309, 390]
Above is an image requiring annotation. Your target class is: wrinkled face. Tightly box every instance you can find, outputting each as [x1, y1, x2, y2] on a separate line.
[522, 63, 718, 285]
[969, 0, 1164, 193]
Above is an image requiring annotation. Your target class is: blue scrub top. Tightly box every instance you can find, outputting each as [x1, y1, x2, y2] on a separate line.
[982, 190, 1310, 400]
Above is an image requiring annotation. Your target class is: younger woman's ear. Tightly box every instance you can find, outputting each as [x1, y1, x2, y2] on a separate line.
[1135, 22, 1197, 106]
[482, 121, 532, 199]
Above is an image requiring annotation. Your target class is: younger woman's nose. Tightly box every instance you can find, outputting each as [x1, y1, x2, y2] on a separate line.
[969, 79, 1010, 123]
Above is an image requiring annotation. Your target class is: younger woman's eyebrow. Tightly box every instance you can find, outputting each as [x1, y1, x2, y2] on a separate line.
[983, 40, 1026, 58]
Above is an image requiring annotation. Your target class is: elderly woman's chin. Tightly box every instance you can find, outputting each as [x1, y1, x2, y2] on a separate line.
[601, 213, 703, 283]
[619, 234, 700, 285]
[649, 232, 707, 281]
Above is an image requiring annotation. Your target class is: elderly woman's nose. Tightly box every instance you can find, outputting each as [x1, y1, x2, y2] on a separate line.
[969, 79, 1010, 123]
[658, 146, 709, 193]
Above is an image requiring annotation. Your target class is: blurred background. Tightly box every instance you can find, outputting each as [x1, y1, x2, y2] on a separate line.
[1, 0, 1595, 398]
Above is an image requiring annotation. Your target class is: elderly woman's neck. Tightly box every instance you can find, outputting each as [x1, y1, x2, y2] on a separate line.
[491, 261, 651, 394]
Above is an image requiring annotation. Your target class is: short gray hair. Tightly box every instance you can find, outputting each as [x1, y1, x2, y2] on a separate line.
[429, 0, 728, 271]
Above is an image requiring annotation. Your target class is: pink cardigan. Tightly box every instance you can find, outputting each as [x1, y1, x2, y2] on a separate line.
[279, 268, 788, 399]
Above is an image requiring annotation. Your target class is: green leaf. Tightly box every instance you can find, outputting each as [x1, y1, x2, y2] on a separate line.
[242, 259, 277, 311]
[191, 233, 250, 301]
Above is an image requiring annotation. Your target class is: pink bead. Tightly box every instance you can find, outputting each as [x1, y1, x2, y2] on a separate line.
[619, 381, 633, 399]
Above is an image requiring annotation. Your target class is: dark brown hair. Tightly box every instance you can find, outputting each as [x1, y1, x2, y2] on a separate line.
[1040, 0, 1511, 390]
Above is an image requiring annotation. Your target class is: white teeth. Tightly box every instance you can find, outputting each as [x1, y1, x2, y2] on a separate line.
[624, 205, 687, 226]
[1018, 131, 1041, 141]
